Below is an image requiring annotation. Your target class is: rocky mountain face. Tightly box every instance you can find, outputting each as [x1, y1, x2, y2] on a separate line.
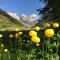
[7, 12, 39, 27]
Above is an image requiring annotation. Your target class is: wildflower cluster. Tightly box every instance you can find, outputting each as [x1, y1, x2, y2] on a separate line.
[0, 23, 60, 60]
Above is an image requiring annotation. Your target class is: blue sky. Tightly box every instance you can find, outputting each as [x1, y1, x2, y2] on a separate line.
[0, 0, 45, 15]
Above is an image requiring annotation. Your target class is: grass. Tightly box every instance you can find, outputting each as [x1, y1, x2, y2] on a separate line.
[0, 14, 35, 31]
[0, 28, 60, 60]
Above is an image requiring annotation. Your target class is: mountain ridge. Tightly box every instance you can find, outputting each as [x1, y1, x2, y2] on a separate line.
[7, 12, 39, 27]
[0, 9, 24, 31]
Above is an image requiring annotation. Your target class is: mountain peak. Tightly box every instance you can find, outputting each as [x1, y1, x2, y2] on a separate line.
[7, 12, 20, 20]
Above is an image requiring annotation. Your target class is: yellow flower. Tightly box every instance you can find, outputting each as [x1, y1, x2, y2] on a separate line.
[29, 31, 37, 37]
[4, 49, 8, 52]
[1, 44, 4, 47]
[9, 34, 13, 38]
[18, 32, 23, 35]
[15, 28, 20, 31]
[0, 34, 3, 38]
[15, 33, 19, 38]
[44, 23, 50, 28]
[15, 32, 22, 38]
[45, 29, 54, 37]
[31, 36, 40, 43]
[53, 23, 59, 28]
[36, 43, 39, 46]
[34, 26, 40, 31]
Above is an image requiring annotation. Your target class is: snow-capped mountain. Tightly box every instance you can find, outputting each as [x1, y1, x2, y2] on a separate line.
[7, 12, 20, 20]
[7, 12, 39, 27]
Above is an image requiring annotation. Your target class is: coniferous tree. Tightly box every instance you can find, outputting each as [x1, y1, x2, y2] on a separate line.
[38, 0, 60, 22]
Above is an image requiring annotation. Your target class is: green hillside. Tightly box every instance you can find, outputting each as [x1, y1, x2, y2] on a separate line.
[0, 9, 31, 31]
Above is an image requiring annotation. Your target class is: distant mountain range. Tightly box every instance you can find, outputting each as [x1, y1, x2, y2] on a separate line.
[7, 12, 39, 27]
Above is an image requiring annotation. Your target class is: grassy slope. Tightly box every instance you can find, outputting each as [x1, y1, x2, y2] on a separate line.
[0, 14, 21, 30]
[0, 9, 34, 31]
[0, 15, 34, 31]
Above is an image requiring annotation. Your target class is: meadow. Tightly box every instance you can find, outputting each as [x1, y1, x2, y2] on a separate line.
[0, 23, 60, 60]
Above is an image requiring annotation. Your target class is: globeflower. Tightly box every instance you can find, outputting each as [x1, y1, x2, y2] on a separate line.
[0, 34, 3, 38]
[18, 32, 23, 35]
[36, 43, 39, 46]
[45, 29, 54, 37]
[9, 34, 13, 38]
[29, 31, 37, 37]
[1, 44, 4, 47]
[4, 49, 8, 52]
[31, 36, 40, 43]
[53, 23, 59, 28]
[44, 23, 50, 28]
[15, 33, 19, 38]
[34, 26, 40, 31]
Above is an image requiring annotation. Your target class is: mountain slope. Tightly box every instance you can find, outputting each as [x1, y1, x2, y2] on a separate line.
[0, 9, 25, 31]
[7, 12, 39, 27]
